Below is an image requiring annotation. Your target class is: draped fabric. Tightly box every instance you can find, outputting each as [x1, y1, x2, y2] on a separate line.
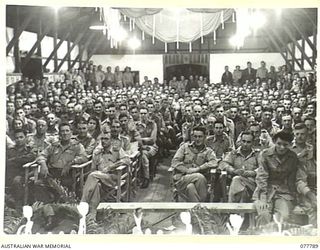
[116, 8, 163, 18]
[104, 8, 234, 44]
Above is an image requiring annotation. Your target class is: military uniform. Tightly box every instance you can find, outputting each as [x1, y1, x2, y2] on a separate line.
[171, 142, 218, 202]
[36, 139, 87, 199]
[219, 147, 259, 202]
[81, 147, 130, 214]
[252, 146, 301, 225]
[76, 134, 96, 156]
[292, 142, 317, 226]
[206, 133, 233, 159]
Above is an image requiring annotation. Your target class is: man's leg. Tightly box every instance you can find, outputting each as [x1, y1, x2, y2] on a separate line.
[176, 173, 207, 202]
[228, 176, 255, 203]
[274, 198, 294, 222]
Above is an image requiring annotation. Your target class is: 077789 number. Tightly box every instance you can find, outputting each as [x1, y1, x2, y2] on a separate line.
[300, 244, 319, 248]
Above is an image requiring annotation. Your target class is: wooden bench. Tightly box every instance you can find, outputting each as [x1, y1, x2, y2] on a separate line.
[97, 202, 257, 229]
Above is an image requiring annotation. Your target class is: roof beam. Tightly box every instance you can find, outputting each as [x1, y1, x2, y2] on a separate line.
[6, 8, 35, 55]
[69, 32, 96, 70]
[289, 19, 317, 54]
[262, 29, 292, 70]
[85, 36, 105, 64]
[43, 29, 72, 69]
[283, 25, 314, 69]
[21, 22, 52, 69]
[270, 28, 302, 70]
[54, 28, 91, 72]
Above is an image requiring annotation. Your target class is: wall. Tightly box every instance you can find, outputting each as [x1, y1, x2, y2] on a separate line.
[91, 54, 163, 83]
[210, 53, 285, 83]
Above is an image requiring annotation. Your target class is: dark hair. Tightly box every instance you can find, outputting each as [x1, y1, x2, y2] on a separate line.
[14, 129, 26, 136]
[241, 131, 254, 139]
[213, 120, 225, 127]
[304, 117, 316, 123]
[262, 107, 273, 113]
[77, 118, 88, 126]
[294, 123, 307, 130]
[273, 131, 294, 143]
[118, 113, 129, 120]
[193, 126, 206, 135]
[59, 122, 72, 131]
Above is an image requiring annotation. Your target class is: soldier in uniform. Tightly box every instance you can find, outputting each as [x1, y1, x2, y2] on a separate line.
[253, 131, 301, 226]
[36, 123, 87, 202]
[206, 120, 233, 160]
[219, 131, 259, 203]
[81, 126, 130, 218]
[26, 119, 51, 154]
[76, 118, 96, 156]
[138, 107, 158, 188]
[171, 126, 218, 202]
[6, 129, 37, 207]
[292, 123, 317, 226]
[214, 105, 235, 143]
[110, 119, 131, 153]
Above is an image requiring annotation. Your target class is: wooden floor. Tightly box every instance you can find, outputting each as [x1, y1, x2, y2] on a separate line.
[133, 153, 173, 202]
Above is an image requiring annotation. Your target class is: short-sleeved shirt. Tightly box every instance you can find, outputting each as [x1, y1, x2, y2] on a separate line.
[37, 140, 87, 169]
[253, 146, 300, 202]
[91, 147, 130, 172]
[206, 134, 233, 159]
[219, 147, 259, 174]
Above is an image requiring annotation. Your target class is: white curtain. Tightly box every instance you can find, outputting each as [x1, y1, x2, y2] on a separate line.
[105, 8, 233, 43]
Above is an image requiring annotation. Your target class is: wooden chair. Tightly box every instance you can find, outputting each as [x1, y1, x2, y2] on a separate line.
[22, 160, 40, 205]
[99, 164, 131, 202]
[128, 150, 141, 200]
[71, 155, 92, 198]
[210, 168, 228, 202]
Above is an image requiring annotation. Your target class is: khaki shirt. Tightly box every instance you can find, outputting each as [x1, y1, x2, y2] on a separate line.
[253, 146, 300, 202]
[37, 140, 87, 169]
[91, 147, 130, 172]
[206, 134, 233, 159]
[76, 134, 96, 156]
[291, 142, 316, 194]
[219, 147, 259, 176]
[171, 142, 218, 179]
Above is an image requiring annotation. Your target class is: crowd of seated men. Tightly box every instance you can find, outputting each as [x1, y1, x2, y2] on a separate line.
[5, 60, 317, 226]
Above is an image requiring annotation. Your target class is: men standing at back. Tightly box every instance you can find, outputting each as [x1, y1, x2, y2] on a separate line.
[221, 66, 233, 86]
[241, 61, 256, 84]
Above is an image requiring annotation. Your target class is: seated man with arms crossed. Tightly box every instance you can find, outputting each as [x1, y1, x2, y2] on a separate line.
[219, 131, 259, 203]
[81, 125, 130, 218]
[171, 126, 218, 202]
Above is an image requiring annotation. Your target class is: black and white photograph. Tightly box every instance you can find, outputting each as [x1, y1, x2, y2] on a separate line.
[3, 2, 318, 240]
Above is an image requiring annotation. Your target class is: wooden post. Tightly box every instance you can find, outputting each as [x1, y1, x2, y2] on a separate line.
[55, 30, 90, 72]
[21, 23, 52, 69]
[270, 29, 302, 70]
[301, 38, 305, 70]
[6, 8, 35, 56]
[13, 7, 21, 73]
[43, 30, 72, 69]
[283, 25, 313, 69]
[69, 32, 95, 70]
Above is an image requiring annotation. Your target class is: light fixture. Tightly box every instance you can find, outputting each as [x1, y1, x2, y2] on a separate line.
[128, 37, 141, 50]
[89, 25, 107, 30]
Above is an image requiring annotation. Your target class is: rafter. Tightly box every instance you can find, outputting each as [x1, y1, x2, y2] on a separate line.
[283, 25, 314, 69]
[69, 32, 96, 69]
[6, 9, 35, 55]
[21, 23, 52, 69]
[270, 28, 303, 70]
[85, 36, 105, 64]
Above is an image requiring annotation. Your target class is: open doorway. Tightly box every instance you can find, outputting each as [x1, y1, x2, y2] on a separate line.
[165, 64, 209, 82]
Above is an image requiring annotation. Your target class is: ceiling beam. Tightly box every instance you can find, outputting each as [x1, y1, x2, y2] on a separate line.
[283, 25, 314, 69]
[69, 32, 96, 70]
[289, 19, 317, 54]
[6, 8, 35, 55]
[85, 36, 105, 64]
[54, 28, 91, 72]
[262, 29, 292, 70]
[21, 22, 52, 69]
[270, 28, 302, 70]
